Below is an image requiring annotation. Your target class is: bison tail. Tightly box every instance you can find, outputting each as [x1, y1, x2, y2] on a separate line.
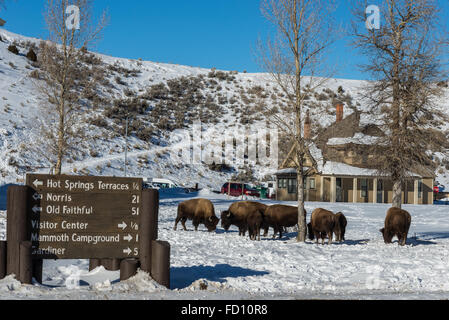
[176, 204, 182, 218]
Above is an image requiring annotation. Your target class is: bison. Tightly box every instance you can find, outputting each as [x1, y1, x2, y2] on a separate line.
[247, 210, 264, 241]
[307, 208, 336, 245]
[221, 201, 267, 238]
[333, 212, 347, 242]
[380, 207, 411, 246]
[174, 198, 219, 232]
[263, 205, 306, 239]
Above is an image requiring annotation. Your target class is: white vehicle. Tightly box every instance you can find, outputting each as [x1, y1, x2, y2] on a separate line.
[150, 178, 180, 189]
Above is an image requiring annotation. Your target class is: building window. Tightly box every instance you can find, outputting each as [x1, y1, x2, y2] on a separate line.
[278, 178, 287, 189]
[288, 179, 297, 194]
[309, 178, 316, 190]
[361, 178, 368, 198]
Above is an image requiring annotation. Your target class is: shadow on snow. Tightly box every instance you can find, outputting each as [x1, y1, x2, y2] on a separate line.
[170, 263, 269, 289]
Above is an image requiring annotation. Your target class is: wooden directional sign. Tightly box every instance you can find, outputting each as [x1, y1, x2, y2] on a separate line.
[25, 174, 142, 259]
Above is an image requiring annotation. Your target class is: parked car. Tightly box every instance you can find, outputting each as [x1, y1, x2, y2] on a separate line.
[221, 182, 260, 198]
[143, 178, 180, 189]
[143, 182, 158, 190]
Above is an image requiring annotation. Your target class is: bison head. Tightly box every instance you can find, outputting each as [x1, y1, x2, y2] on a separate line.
[220, 210, 233, 231]
[204, 215, 219, 232]
[379, 228, 393, 244]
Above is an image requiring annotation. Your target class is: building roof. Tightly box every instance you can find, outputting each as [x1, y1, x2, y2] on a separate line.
[327, 133, 381, 146]
[278, 104, 433, 178]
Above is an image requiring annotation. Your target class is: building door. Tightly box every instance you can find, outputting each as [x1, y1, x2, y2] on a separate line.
[336, 178, 343, 202]
[323, 177, 331, 202]
[377, 179, 383, 203]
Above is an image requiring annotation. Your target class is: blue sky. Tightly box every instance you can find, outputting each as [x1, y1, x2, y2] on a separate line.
[0, 0, 448, 80]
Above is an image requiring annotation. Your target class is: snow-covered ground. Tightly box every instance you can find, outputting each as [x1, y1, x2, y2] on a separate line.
[1, 189, 449, 300]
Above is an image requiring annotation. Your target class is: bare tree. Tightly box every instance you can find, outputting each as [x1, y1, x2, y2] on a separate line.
[33, 0, 107, 174]
[351, 0, 449, 208]
[257, 0, 337, 242]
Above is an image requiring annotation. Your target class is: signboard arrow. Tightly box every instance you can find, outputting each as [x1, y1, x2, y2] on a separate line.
[118, 222, 127, 230]
[32, 193, 42, 201]
[32, 205, 42, 214]
[33, 179, 44, 188]
[123, 234, 133, 242]
[25, 174, 143, 259]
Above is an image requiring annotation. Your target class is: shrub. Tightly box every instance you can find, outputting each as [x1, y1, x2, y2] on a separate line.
[90, 116, 108, 128]
[115, 76, 126, 85]
[29, 70, 40, 79]
[209, 162, 233, 172]
[8, 45, 19, 55]
[26, 48, 37, 62]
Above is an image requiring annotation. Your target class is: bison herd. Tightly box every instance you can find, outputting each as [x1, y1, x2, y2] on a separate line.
[174, 198, 412, 246]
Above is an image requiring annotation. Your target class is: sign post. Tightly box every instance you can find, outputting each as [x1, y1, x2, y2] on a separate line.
[3, 174, 170, 288]
[25, 174, 142, 259]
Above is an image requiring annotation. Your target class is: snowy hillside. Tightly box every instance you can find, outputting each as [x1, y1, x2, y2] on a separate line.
[2, 29, 446, 193]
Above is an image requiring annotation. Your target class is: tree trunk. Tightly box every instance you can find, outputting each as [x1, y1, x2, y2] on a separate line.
[392, 179, 402, 208]
[55, 101, 65, 175]
[296, 166, 307, 242]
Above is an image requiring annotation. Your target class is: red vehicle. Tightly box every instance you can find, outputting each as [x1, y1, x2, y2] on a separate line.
[221, 182, 260, 197]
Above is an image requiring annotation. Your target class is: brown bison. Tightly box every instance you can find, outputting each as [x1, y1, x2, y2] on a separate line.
[307, 208, 336, 245]
[174, 198, 219, 232]
[247, 210, 264, 241]
[221, 201, 267, 238]
[333, 212, 347, 242]
[380, 207, 411, 246]
[263, 205, 305, 239]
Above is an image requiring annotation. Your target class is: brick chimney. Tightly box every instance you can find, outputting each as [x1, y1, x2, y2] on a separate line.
[304, 110, 311, 140]
[336, 103, 344, 123]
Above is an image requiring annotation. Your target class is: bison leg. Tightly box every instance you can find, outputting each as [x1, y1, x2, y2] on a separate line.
[335, 232, 341, 242]
[314, 232, 320, 244]
[192, 219, 200, 231]
[248, 227, 254, 240]
[174, 216, 182, 231]
[328, 232, 333, 245]
[181, 217, 188, 231]
[278, 226, 283, 240]
[399, 233, 407, 246]
[263, 226, 269, 237]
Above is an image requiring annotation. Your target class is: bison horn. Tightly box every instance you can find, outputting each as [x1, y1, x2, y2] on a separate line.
[208, 216, 213, 222]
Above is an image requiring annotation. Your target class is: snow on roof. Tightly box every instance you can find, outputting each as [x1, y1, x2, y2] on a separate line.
[319, 161, 380, 176]
[274, 168, 297, 175]
[278, 161, 423, 178]
[327, 133, 380, 146]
